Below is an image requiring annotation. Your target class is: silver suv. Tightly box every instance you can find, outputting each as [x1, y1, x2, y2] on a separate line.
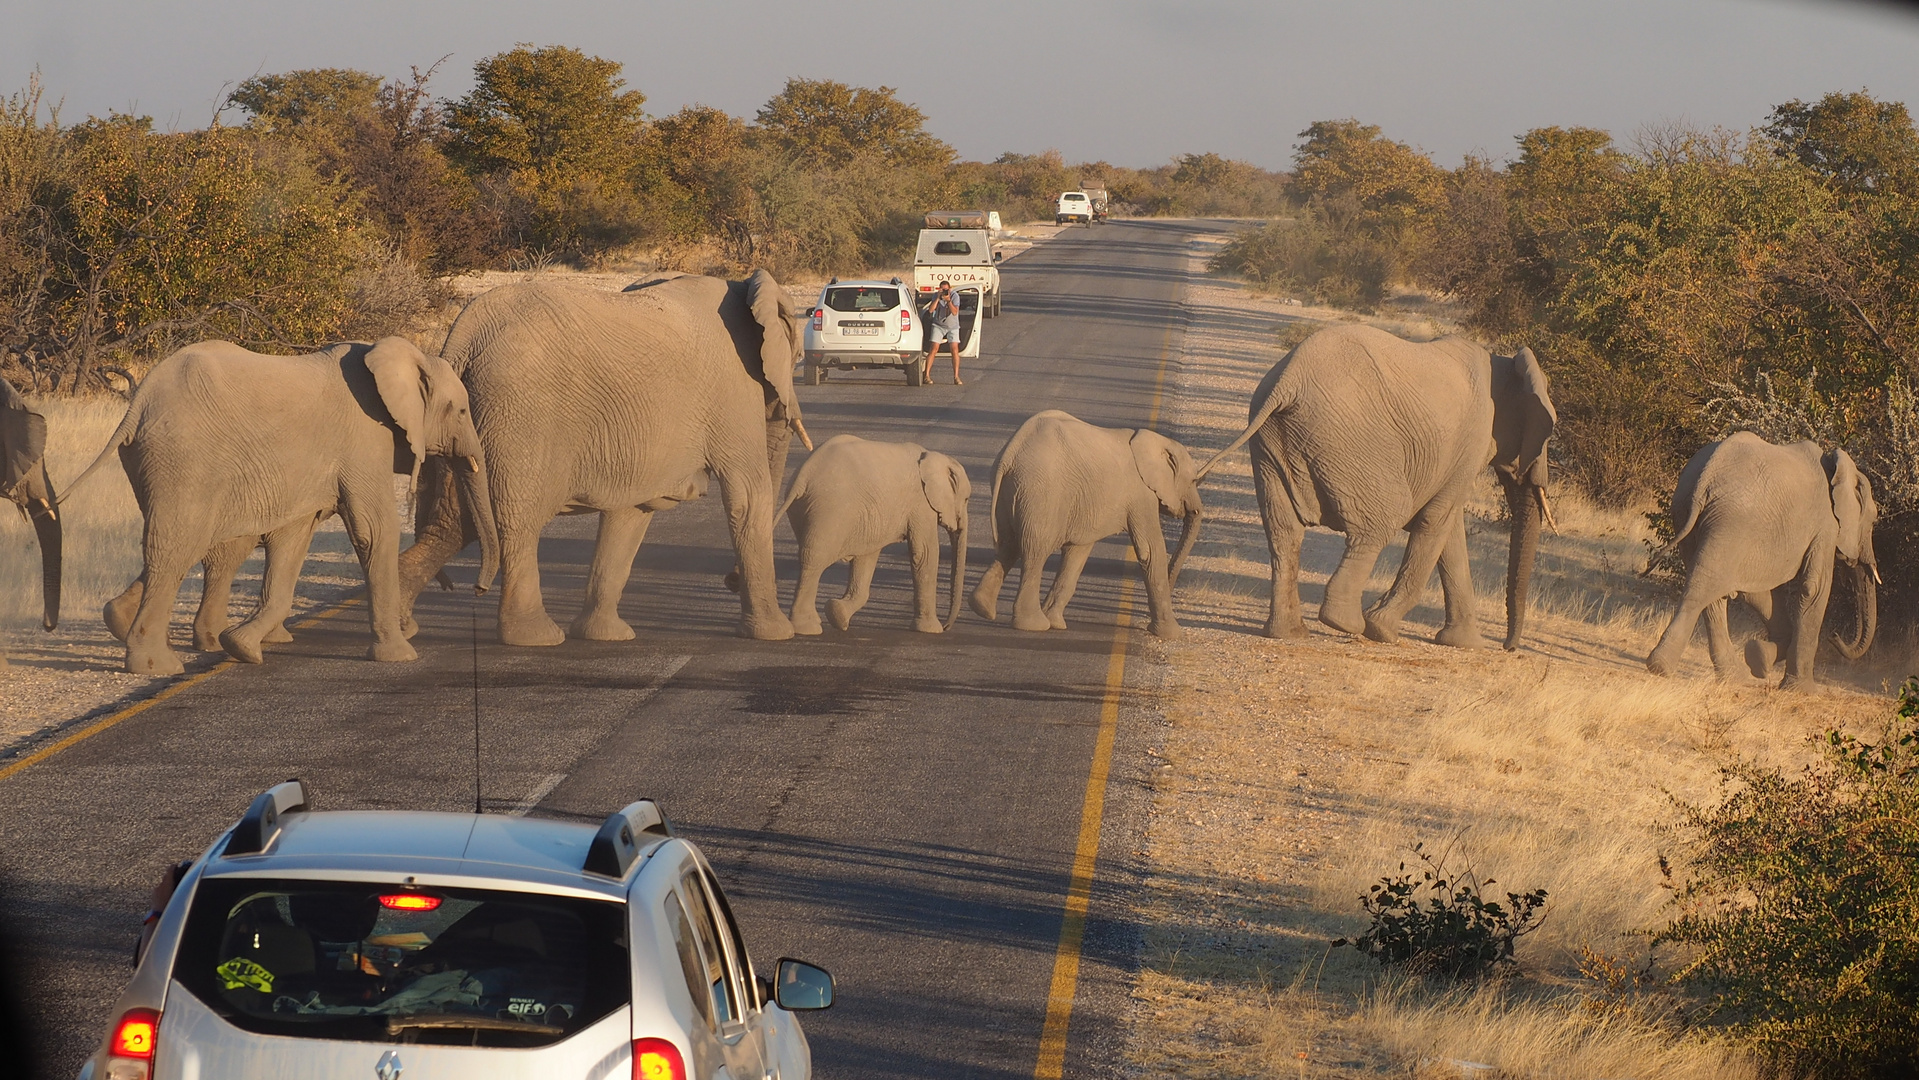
[802, 278, 930, 386]
[80, 781, 833, 1080]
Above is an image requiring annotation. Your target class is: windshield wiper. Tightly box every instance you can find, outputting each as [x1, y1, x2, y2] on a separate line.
[385, 1014, 563, 1036]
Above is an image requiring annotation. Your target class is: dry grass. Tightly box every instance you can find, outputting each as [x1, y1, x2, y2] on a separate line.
[1119, 240, 1888, 1077]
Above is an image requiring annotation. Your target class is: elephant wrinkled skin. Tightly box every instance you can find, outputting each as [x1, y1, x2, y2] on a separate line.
[65, 338, 497, 675]
[970, 410, 1202, 640]
[781, 435, 970, 635]
[1200, 326, 1557, 650]
[2, 380, 61, 666]
[1646, 432, 1878, 690]
[398, 270, 810, 645]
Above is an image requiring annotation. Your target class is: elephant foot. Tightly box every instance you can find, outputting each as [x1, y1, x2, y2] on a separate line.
[400, 612, 419, 639]
[723, 568, 742, 594]
[1263, 618, 1310, 640]
[1013, 611, 1053, 632]
[1434, 624, 1485, 649]
[969, 590, 999, 622]
[126, 649, 185, 677]
[367, 637, 420, 663]
[263, 623, 294, 645]
[1318, 604, 1366, 637]
[1646, 652, 1678, 678]
[1362, 617, 1401, 644]
[103, 598, 138, 642]
[499, 611, 567, 647]
[219, 628, 266, 665]
[1777, 673, 1807, 692]
[791, 609, 824, 636]
[913, 616, 944, 634]
[739, 611, 795, 641]
[1043, 607, 1068, 630]
[193, 626, 228, 652]
[569, 611, 636, 642]
[1745, 638, 1778, 680]
[826, 599, 856, 632]
[1150, 619, 1183, 641]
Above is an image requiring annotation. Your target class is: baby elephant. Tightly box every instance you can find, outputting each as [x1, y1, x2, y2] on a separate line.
[970, 410, 1203, 639]
[783, 435, 971, 634]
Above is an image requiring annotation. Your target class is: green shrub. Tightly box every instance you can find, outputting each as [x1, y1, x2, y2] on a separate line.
[1334, 841, 1550, 980]
[1657, 679, 1919, 1077]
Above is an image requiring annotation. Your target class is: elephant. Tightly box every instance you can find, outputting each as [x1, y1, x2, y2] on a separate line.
[1198, 326, 1557, 650]
[102, 514, 324, 661]
[969, 410, 1202, 640]
[1645, 432, 1878, 689]
[781, 434, 970, 635]
[397, 270, 811, 645]
[64, 337, 496, 675]
[3, 379, 61, 666]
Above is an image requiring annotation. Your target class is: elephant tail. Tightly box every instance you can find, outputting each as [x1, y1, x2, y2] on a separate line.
[1197, 358, 1299, 479]
[776, 468, 809, 520]
[56, 400, 139, 506]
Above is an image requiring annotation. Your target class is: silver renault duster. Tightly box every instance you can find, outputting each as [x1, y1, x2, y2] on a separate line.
[79, 781, 833, 1080]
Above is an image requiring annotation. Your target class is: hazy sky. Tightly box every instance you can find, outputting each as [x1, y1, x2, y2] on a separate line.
[5, 0, 1918, 169]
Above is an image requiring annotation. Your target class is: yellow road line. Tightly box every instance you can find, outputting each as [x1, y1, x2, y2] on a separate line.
[0, 594, 365, 785]
[1032, 312, 1181, 1078]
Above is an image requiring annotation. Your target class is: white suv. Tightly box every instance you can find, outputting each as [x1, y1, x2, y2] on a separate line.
[79, 781, 833, 1080]
[803, 278, 928, 386]
[1055, 191, 1092, 224]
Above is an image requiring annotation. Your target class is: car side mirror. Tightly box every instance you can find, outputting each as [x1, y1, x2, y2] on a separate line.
[992, 251, 1003, 262]
[774, 958, 834, 1010]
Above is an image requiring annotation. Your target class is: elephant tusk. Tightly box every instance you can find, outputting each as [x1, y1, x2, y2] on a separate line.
[790, 417, 814, 452]
[1872, 563, 1883, 585]
[1535, 486, 1559, 534]
[462, 455, 481, 473]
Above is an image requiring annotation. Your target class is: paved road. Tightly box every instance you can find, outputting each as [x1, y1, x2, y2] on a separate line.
[0, 219, 1218, 1079]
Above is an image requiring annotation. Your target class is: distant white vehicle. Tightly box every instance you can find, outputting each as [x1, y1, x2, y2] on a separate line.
[913, 217, 1003, 318]
[1055, 191, 1092, 225]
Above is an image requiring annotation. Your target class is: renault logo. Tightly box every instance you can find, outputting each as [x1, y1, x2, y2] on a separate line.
[375, 1050, 403, 1080]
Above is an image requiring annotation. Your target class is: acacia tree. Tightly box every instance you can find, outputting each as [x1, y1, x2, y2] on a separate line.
[755, 79, 951, 171]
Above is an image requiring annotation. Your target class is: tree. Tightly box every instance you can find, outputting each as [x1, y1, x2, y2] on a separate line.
[227, 69, 382, 134]
[755, 79, 951, 170]
[338, 64, 492, 272]
[1764, 91, 1919, 196]
[1291, 119, 1446, 230]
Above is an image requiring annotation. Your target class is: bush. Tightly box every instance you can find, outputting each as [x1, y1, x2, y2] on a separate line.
[1657, 679, 1919, 1077]
[1334, 841, 1550, 981]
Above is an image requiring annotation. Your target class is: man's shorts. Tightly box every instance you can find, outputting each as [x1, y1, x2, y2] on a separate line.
[929, 323, 961, 344]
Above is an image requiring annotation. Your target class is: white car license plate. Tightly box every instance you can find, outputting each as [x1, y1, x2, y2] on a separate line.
[841, 327, 880, 336]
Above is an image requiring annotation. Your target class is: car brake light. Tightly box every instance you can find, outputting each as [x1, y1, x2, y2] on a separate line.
[378, 893, 441, 911]
[811, 307, 822, 331]
[108, 1008, 159, 1079]
[900, 308, 911, 331]
[632, 1037, 686, 1080]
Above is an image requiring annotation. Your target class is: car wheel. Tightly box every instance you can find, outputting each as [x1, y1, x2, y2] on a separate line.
[905, 356, 926, 387]
[804, 360, 823, 386]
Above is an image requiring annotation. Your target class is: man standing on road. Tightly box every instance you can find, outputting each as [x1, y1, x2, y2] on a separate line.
[924, 280, 964, 385]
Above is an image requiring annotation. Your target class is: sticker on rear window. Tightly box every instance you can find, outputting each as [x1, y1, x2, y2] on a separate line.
[217, 957, 275, 993]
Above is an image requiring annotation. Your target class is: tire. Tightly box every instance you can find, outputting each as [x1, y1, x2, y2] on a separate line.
[804, 360, 823, 386]
[906, 356, 926, 387]
[984, 291, 996, 319]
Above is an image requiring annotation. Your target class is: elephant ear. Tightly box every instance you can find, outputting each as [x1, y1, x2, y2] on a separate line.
[1829, 449, 1864, 562]
[1, 382, 47, 501]
[1507, 347, 1557, 487]
[746, 270, 811, 450]
[1130, 430, 1183, 513]
[920, 452, 969, 531]
[365, 336, 429, 476]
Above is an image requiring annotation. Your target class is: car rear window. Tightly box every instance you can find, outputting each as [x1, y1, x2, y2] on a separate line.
[175, 878, 630, 1048]
[1063, 193, 1086, 201]
[931, 241, 973, 256]
[823, 286, 900, 312]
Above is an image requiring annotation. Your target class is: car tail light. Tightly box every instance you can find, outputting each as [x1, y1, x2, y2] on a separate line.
[106, 1008, 159, 1079]
[919, 285, 933, 292]
[632, 1037, 686, 1080]
[900, 308, 912, 331]
[810, 308, 822, 331]
[378, 893, 441, 911]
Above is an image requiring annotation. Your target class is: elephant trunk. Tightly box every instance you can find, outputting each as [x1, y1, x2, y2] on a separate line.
[1167, 507, 1202, 590]
[30, 474, 61, 630]
[457, 453, 500, 594]
[944, 523, 968, 630]
[1831, 561, 1877, 660]
[1502, 476, 1543, 651]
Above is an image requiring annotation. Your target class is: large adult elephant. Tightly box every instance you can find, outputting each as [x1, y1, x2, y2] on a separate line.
[3, 380, 61, 661]
[1199, 326, 1557, 649]
[1645, 433, 1877, 689]
[398, 270, 811, 644]
[65, 338, 496, 674]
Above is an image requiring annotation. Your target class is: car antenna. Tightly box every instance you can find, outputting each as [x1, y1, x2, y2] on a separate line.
[470, 589, 483, 815]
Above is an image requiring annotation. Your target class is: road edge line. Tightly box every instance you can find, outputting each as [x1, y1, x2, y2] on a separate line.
[0, 593, 366, 784]
[1032, 300, 1183, 1078]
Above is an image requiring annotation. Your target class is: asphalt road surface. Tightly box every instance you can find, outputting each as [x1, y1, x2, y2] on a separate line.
[0, 218, 1223, 1079]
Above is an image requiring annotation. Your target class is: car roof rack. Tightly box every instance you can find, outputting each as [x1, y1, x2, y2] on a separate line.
[223, 779, 309, 857]
[583, 798, 674, 879]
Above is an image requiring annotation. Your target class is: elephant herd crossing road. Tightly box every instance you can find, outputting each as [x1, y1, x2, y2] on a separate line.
[8, 266, 1882, 690]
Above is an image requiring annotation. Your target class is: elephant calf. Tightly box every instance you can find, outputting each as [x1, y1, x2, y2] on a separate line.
[1646, 432, 1878, 689]
[782, 435, 970, 634]
[3, 380, 61, 665]
[970, 410, 1202, 639]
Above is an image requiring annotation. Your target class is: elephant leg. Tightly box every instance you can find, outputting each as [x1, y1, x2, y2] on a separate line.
[1647, 579, 1725, 676]
[1739, 590, 1779, 678]
[1430, 511, 1485, 649]
[1365, 516, 1449, 645]
[1129, 513, 1181, 641]
[828, 552, 880, 632]
[714, 451, 794, 641]
[970, 558, 1009, 622]
[1042, 543, 1095, 631]
[1252, 439, 1307, 639]
[1321, 532, 1387, 638]
[908, 527, 943, 634]
[1780, 560, 1832, 690]
[192, 536, 255, 651]
[104, 579, 143, 642]
[495, 509, 566, 647]
[790, 549, 831, 636]
[340, 487, 418, 663]
[125, 546, 195, 677]
[1703, 598, 1740, 679]
[1012, 538, 1054, 633]
[221, 517, 318, 663]
[571, 507, 653, 641]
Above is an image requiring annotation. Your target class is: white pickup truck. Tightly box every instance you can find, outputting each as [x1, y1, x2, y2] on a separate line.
[914, 211, 1003, 318]
[1056, 191, 1093, 224]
